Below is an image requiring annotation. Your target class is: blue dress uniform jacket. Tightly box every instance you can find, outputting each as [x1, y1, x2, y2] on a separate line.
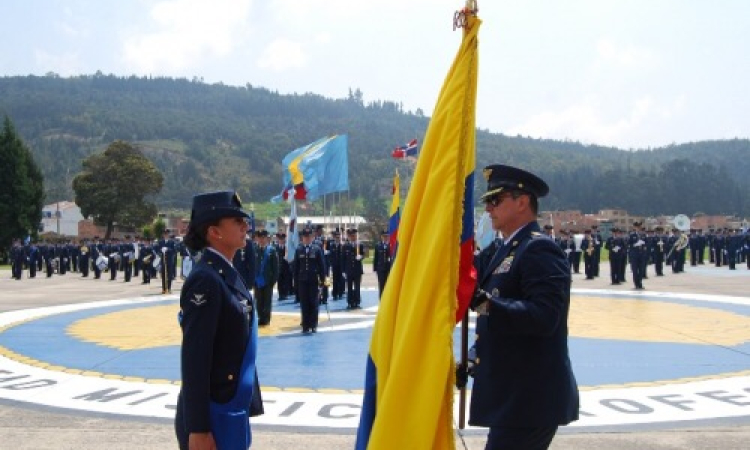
[176, 249, 262, 446]
[470, 222, 579, 428]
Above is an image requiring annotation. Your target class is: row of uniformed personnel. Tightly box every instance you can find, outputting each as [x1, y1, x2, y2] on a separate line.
[7, 233, 183, 294]
[537, 223, 750, 291]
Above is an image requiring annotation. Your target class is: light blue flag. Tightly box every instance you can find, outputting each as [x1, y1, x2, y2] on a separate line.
[271, 135, 349, 203]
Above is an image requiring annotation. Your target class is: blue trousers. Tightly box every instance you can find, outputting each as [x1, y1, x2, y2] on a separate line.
[485, 426, 558, 450]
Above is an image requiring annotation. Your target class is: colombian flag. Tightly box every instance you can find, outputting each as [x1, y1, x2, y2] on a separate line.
[387, 170, 400, 258]
[355, 10, 480, 450]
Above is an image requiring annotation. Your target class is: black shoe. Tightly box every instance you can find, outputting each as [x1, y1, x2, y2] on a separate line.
[311, 328, 317, 333]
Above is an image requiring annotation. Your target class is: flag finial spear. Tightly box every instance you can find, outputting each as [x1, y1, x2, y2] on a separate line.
[454, 0, 479, 30]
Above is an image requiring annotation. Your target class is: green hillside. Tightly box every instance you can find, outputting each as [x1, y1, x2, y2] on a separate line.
[1, 73, 748, 215]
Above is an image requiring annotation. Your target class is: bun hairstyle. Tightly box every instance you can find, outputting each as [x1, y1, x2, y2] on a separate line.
[183, 219, 219, 252]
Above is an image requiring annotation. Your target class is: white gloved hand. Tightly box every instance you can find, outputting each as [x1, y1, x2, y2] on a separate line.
[356, 255, 363, 261]
[161, 247, 168, 253]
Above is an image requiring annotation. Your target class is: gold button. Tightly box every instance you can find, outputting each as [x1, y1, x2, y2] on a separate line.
[475, 358, 480, 364]
[228, 374, 234, 381]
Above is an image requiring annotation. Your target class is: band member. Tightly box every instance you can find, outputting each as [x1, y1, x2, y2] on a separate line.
[628, 222, 647, 290]
[140, 240, 155, 284]
[79, 240, 90, 278]
[580, 229, 595, 280]
[159, 230, 176, 294]
[591, 225, 603, 277]
[91, 238, 102, 279]
[107, 238, 120, 280]
[653, 227, 666, 276]
[605, 228, 626, 285]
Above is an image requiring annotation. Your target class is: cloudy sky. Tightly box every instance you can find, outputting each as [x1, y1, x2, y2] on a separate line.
[2, 0, 748, 149]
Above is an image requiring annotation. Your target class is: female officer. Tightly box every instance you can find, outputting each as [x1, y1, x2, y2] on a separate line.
[175, 191, 262, 450]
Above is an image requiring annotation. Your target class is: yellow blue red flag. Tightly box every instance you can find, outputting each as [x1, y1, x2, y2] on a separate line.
[387, 170, 400, 257]
[355, 8, 480, 450]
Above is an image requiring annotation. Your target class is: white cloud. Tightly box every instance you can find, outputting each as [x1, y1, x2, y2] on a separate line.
[256, 39, 308, 71]
[505, 95, 683, 148]
[121, 0, 253, 72]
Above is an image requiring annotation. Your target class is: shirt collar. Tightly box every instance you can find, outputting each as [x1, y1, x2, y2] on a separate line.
[206, 247, 235, 268]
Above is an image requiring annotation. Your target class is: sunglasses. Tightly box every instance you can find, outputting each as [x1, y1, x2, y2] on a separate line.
[484, 193, 514, 207]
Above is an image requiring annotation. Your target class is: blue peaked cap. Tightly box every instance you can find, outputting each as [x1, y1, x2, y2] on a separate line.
[190, 191, 250, 228]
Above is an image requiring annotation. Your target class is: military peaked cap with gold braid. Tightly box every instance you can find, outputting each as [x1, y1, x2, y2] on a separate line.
[480, 164, 549, 201]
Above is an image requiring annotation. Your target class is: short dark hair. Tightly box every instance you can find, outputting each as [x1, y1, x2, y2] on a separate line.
[509, 190, 538, 215]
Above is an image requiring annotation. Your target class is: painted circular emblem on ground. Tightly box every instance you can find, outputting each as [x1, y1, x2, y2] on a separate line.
[0, 289, 748, 431]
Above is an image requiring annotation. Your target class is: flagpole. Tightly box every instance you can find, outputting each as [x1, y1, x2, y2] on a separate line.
[458, 309, 469, 429]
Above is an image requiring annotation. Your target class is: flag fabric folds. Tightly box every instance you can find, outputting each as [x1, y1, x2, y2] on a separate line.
[285, 197, 299, 263]
[391, 138, 418, 159]
[271, 135, 349, 203]
[356, 12, 480, 450]
[387, 170, 400, 258]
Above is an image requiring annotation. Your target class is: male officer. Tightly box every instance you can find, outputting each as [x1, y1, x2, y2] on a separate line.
[688, 229, 700, 266]
[329, 229, 345, 300]
[342, 228, 366, 309]
[10, 240, 24, 280]
[713, 229, 725, 267]
[372, 230, 392, 298]
[27, 241, 38, 279]
[274, 233, 292, 299]
[726, 228, 740, 270]
[459, 164, 578, 450]
[293, 228, 325, 333]
[234, 231, 257, 291]
[254, 230, 279, 326]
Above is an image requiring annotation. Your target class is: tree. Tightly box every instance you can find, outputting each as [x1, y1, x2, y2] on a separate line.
[0, 116, 44, 249]
[72, 140, 164, 239]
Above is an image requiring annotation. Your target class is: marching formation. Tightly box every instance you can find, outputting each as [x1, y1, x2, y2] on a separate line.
[7, 223, 392, 336]
[8, 232, 182, 294]
[542, 224, 750, 290]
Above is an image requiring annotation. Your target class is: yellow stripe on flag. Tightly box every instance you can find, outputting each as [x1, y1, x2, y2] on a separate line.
[362, 12, 480, 450]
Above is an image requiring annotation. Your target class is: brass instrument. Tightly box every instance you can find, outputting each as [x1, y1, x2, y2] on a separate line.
[586, 236, 595, 256]
[666, 233, 689, 260]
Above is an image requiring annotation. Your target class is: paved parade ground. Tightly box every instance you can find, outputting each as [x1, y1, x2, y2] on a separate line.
[1, 265, 749, 449]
